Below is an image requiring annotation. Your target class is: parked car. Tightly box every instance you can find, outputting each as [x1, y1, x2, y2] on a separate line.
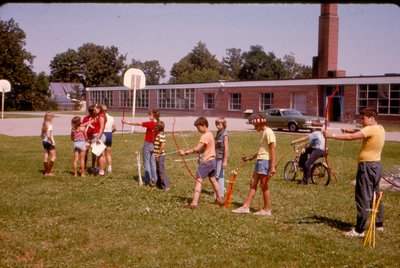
[246, 108, 325, 132]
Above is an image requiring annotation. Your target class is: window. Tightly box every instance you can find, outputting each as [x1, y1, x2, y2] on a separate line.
[204, 93, 215, 110]
[357, 84, 400, 116]
[260, 93, 273, 111]
[292, 93, 307, 113]
[157, 88, 195, 109]
[136, 89, 149, 108]
[90, 91, 113, 107]
[229, 93, 241, 111]
[118, 89, 149, 108]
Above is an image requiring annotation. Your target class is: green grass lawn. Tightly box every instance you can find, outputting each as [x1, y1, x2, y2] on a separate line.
[1, 131, 399, 267]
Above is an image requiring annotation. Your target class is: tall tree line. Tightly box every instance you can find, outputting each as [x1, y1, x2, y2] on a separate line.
[1, 18, 311, 111]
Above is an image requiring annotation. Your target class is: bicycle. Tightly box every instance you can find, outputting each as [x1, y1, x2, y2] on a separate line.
[283, 143, 331, 186]
[381, 165, 400, 189]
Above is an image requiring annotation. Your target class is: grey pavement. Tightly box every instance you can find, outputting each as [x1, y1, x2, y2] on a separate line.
[1, 112, 399, 142]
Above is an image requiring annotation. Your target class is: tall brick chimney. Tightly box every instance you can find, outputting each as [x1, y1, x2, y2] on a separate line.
[313, 4, 345, 78]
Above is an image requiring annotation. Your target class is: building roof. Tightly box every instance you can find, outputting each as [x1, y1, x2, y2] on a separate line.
[85, 75, 400, 92]
[49, 82, 84, 103]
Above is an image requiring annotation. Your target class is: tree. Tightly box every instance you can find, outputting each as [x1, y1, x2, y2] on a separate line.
[169, 41, 229, 84]
[239, 45, 286, 81]
[128, 59, 166, 85]
[222, 48, 243, 80]
[50, 43, 126, 87]
[78, 43, 126, 87]
[1, 19, 53, 110]
[282, 54, 312, 79]
[49, 49, 80, 83]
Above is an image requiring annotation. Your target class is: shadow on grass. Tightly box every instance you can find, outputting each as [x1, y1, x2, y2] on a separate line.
[293, 214, 353, 231]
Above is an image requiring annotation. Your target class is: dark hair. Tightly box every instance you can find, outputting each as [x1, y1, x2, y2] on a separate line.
[88, 105, 95, 113]
[155, 121, 165, 132]
[194, 116, 208, 128]
[360, 107, 378, 119]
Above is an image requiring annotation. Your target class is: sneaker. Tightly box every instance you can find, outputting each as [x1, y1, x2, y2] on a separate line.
[344, 228, 365, 237]
[376, 227, 384, 232]
[253, 209, 272, 216]
[107, 166, 112, 174]
[232, 206, 250, 214]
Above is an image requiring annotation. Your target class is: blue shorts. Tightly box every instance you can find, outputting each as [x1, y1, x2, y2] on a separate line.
[74, 140, 87, 152]
[104, 132, 112, 147]
[196, 159, 216, 179]
[254, 160, 270, 175]
[42, 141, 55, 152]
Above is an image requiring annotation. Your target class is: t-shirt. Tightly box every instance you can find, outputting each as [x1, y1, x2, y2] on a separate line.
[83, 115, 95, 140]
[92, 113, 107, 135]
[142, 121, 157, 143]
[309, 131, 325, 150]
[104, 113, 115, 133]
[215, 129, 228, 159]
[154, 132, 166, 155]
[256, 127, 276, 160]
[199, 131, 215, 163]
[72, 128, 85, 141]
[358, 124, 385, 162]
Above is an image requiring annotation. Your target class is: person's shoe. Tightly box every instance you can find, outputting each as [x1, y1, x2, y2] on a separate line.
[298, 180, 308, 185]
[232, 206, 250, 214]
[344, 228, 365, 237]
[253, 209, 272, 216]
[184, 204, 198, 209]
[376, 227, 384, 232]
[107, 166, 112, 174]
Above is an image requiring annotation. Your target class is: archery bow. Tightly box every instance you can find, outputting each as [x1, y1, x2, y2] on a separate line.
[172, 117, 202, 184]
[324, 85, 339, 181]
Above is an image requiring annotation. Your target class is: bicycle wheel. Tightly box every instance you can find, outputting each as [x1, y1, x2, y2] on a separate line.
[284, 160, 297, 182]
[381, 168, 400, 188]
[310, 162, 331, 186]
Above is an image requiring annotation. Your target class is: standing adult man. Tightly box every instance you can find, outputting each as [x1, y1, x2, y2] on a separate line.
[323, 107, 385, 237]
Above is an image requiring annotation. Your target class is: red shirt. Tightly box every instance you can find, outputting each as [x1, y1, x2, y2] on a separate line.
[83, 115, 95, 140]
[142, 121, 157, 143]
[92, 113, 107, 135]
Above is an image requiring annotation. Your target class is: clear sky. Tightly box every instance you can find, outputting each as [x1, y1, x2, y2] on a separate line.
[1, 3, 399, 83]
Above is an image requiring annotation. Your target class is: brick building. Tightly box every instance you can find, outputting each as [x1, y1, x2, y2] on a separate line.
[85, 4, 400, 125]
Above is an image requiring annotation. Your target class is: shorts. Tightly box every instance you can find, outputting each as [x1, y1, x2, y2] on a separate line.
[74, 140, 87, 152]
[254, 160, 270, 175]
[196, 159, 216, 179]
[104, 132, 112, 147]
[42, 141, 55, 151]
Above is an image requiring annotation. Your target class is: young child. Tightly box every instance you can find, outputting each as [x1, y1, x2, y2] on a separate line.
[41, 112, 56, 176]
[232, 115, 276, 215]
[215, 117, 229, 199]
[122, 108, 160, 186]
[178, 116, 223, 209]
[71, 116, 88, 177]
[154, 121, 171, 191]
[290, 127, 325, 185]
